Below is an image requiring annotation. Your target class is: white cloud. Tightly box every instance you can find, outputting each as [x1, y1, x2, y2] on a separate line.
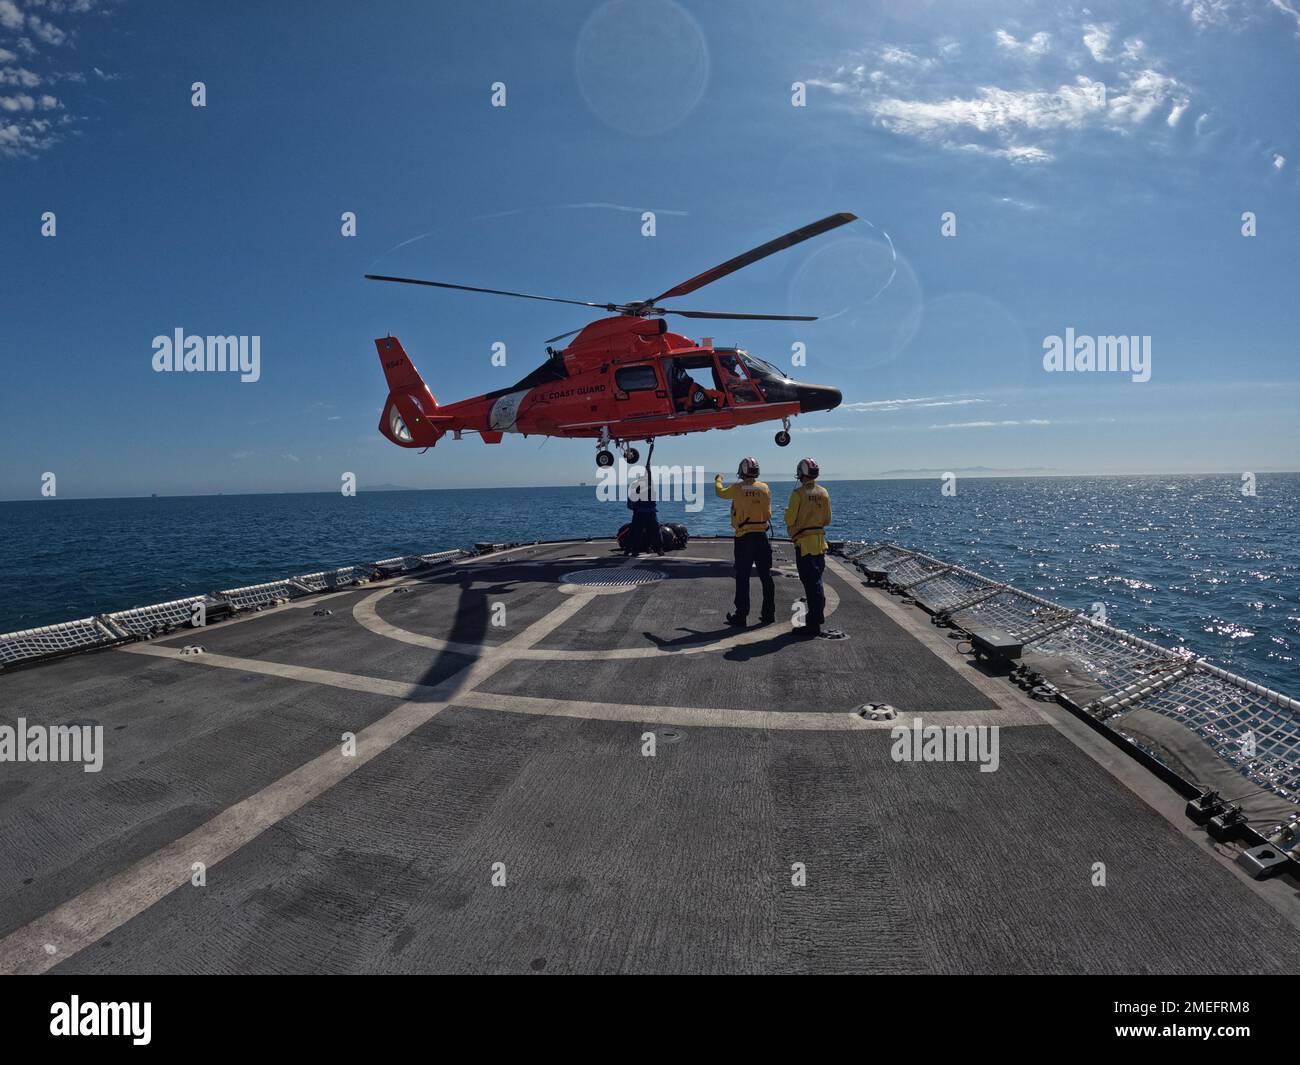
[870, 77, 1107, 137]
[817, 21, 1197, 166]
[995, 29, 1051, 58]
[1120, 38, 1147, 62]
[26, 14, 66, 47]
[1082, 23, 1112, 62]
[0, 67, 41, 87]
[879, 45, 930, 68]
[1182, 0, 1237, 26]
[0, 116, 54, 156]
[1272, 152, 1287, 169]
[844, 396, 987, 413]
[931, 419, 1051, 429]
[962, 142, 1055, 164]
[0, 2, 119, 158]
[1108, 70, 1189, 127]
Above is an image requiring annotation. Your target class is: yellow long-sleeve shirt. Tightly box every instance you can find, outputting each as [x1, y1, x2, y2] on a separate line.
[785, 481, 832, 555]
[714, 476, 772, 535]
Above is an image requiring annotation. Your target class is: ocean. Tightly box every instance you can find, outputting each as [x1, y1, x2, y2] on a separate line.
[1, 474, 1296, 696]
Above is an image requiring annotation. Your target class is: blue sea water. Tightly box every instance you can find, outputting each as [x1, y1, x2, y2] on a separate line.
[1, 474, 1297, 696]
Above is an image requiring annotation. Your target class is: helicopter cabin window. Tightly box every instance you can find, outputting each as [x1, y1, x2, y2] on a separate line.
[662, 353, 727, 412]
[615, 364, 660, 392]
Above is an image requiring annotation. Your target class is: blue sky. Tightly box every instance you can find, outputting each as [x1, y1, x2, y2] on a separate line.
[1, 0, 1298, 498]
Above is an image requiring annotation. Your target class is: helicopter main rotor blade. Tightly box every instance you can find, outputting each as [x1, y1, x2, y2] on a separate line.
[648, 212, 857, 304]
[365, 274, 616, 311]
[544, 326, 586, 344]
[661, 310, 818, 322]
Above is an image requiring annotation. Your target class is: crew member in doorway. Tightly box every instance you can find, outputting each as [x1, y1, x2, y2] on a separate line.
[715, 457, 775, 627]
[626, 470, 663, 557]
[785, 457, 832, 638]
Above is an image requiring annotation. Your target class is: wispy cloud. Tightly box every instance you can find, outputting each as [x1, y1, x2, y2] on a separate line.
[930, 419, 1052, 429]
[843, 396, 988, 413]
[1082, 23, 1112, 63]
[811, 17, 1193, 166]
[995, 30, 1051, 59]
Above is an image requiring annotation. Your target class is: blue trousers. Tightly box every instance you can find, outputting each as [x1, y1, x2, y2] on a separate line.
[628, 511, 662, 554]
[733, 532, 775, 620]
[795, 548, 826, 627]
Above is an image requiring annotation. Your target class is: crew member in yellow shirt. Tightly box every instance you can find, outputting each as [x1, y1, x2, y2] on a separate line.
[714, 457, 775, 627]
[785, 457, 832, 639]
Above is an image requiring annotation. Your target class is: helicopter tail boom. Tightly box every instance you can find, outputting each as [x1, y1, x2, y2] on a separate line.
[375, 336, 448, 447]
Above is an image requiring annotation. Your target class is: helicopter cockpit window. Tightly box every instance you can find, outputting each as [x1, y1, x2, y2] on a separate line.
[718, 353, 748, 380]
[615, 364, 660, 392]
[718, 353, 761, 404]
[740, 353, 789, 380]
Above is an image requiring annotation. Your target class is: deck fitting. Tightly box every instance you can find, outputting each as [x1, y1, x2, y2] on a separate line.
[1236, 844, 1294, 880]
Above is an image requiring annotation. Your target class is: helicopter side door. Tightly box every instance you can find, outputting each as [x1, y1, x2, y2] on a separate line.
[612, 362, 671, 421]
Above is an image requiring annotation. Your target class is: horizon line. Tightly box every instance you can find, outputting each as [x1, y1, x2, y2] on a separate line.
[3, 468, 1297, 503]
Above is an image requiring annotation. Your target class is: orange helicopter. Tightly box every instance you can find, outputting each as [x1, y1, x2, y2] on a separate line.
[365, 212, 852, 467]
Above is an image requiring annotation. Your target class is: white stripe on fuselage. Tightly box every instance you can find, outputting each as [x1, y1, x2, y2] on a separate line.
[488, 389, 530, 433]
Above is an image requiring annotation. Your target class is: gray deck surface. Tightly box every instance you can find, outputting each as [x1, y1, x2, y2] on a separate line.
[2, 538, 1298, 974]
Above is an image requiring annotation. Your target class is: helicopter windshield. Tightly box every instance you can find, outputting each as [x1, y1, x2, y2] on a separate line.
[740, 353, 790, 381]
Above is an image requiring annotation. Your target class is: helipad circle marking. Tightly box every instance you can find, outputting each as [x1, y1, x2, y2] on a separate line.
[355, 580, 838, 659]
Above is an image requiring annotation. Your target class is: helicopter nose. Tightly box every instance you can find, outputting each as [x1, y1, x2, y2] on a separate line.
[797, 383, 842, 413]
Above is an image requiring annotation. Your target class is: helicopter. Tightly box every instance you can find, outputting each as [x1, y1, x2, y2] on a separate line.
[365, 212, 852, 467]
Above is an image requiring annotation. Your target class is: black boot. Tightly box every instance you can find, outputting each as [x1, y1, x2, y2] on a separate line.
[725, 612, 747, 627]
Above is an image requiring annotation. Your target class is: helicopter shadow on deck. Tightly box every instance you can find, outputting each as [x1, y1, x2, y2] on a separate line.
[388, 566, 521, 692]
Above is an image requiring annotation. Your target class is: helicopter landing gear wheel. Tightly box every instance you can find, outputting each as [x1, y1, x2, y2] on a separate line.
[596, 449, 615, 468]
[775, 430, 791, 447]
[623, 446, 640, 464]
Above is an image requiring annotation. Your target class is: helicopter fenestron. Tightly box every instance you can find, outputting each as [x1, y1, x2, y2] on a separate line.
[365, 212, 852, 467]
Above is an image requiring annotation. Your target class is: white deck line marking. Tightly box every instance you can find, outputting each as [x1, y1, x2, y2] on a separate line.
[109, 649, 1038, 730]
[0, 591, 595, 976]
[455, 690, 1038, 730]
